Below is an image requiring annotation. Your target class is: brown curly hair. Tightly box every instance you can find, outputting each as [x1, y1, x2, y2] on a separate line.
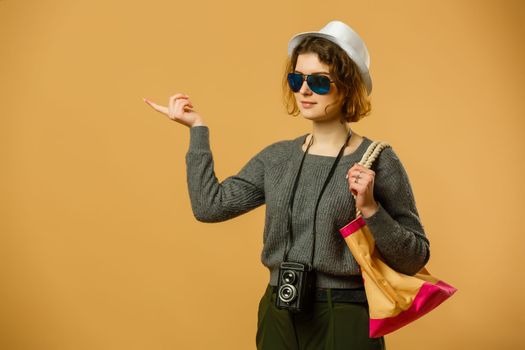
[282, 36, 372, 123]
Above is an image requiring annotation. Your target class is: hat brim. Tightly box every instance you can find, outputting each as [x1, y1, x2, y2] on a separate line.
[287, 32, 372, 95]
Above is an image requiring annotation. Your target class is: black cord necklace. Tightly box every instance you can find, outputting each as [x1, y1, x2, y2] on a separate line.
[282, 128, 353, 267]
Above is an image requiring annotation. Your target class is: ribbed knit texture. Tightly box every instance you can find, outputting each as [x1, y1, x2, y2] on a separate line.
[186, 126, 430, 289]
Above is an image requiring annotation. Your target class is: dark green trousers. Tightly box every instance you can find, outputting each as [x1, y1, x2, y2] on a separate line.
[256, 284, 386, 350]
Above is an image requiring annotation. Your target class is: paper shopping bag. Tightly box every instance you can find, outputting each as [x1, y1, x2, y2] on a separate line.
[339, 215, 457, 338]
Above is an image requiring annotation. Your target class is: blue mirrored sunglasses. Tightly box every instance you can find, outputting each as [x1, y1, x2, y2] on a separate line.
[287, 72, 334, 95]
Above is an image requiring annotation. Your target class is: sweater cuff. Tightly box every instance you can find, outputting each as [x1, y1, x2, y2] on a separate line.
[188, 125, 211, 152]
[361, 202, 394, 241]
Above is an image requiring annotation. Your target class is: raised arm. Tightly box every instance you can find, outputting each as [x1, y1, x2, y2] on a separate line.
[186, 126, 265, 222]
[361, 147, 430, 275]
[143, 93, 266, 223]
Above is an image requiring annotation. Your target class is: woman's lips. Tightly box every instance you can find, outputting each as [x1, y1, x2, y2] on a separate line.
[301, 101, 317, 108]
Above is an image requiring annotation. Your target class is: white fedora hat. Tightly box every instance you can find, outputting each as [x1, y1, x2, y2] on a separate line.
[287, 20, 372, 95]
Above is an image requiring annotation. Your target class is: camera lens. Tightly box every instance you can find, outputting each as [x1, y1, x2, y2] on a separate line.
[282, 270, 296, 284]
[278, 284, 297, 303]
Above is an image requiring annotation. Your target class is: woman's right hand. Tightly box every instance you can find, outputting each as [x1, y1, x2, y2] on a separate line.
[143, 93, 205, 128]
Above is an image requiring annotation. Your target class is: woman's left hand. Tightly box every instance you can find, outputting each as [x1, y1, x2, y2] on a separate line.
[346, 163, 379, 218]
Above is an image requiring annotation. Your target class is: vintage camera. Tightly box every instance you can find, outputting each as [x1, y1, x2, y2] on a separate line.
[275, 261, 316, 313]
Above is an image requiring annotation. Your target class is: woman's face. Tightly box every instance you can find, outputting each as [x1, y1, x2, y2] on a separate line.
[293, 52, 343, 122]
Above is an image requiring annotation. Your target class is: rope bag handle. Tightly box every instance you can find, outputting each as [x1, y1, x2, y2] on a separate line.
[353, 141, 391, 217]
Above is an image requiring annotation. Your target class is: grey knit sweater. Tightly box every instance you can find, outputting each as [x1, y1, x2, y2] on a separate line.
[185, 125, 430, 289]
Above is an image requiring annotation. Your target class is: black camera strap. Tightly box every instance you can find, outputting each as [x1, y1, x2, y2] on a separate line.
[283, 128, 353, 267]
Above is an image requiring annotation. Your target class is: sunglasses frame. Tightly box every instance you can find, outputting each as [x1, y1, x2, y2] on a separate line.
[287, 72, 335, 95]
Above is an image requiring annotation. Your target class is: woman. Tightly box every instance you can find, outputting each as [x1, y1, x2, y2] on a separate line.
[144, 20, 429, 350]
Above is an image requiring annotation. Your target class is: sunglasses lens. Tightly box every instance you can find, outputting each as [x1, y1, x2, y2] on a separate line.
[287, 73, 303, 92]
[308, 75, 331, 95]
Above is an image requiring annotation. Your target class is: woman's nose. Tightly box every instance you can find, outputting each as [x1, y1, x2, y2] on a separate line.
[299, 78, 312, 95]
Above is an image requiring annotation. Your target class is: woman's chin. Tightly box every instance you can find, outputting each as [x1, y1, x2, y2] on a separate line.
[300, 112, 328, 121]
[300, 110, 321, 119]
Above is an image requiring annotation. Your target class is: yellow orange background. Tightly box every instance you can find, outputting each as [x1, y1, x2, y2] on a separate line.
[1, 0, 524, 349]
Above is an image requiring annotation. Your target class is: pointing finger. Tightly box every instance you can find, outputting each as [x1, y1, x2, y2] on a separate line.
[143, 98, 169, 115]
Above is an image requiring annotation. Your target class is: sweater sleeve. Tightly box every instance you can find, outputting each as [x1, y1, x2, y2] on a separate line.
[185, 125, 265, 223]
[362, 147, 430, 275]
